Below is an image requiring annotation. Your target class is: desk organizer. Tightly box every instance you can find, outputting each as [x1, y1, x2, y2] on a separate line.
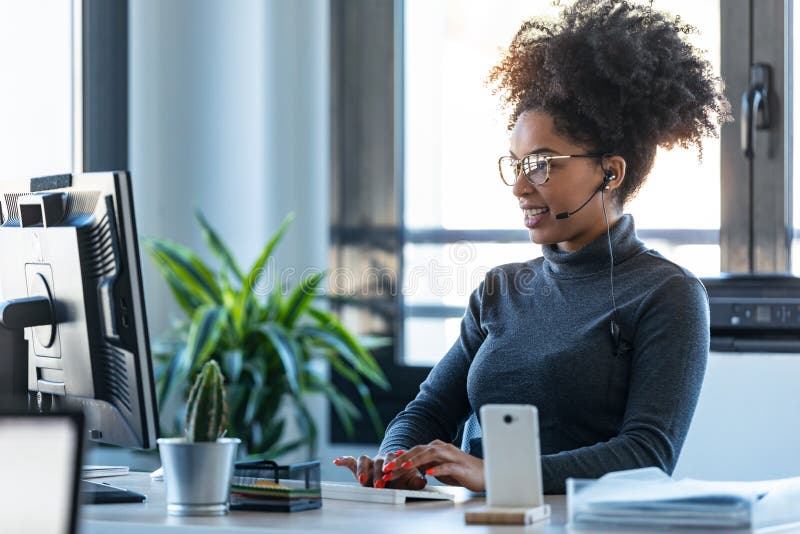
[230, 459, 322, 512]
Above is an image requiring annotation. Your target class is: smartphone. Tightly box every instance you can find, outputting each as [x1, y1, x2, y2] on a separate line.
[479, 404, 544, 508]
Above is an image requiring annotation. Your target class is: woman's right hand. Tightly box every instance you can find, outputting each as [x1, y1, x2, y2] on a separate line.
[332, 451, 427, 490]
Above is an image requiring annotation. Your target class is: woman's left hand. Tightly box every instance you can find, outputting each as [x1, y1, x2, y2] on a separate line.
[382, 440, 485, 492]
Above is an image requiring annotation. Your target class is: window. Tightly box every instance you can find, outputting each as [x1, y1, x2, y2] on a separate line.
[0, 0, 126, 179]
[0, 1, 72, 179]
[330, 0, 788, 443]
[792, 0, 800, 276]
[401, 0, 722, 365]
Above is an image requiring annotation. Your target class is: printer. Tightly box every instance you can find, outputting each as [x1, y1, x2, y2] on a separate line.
[702, 274, 800, 353]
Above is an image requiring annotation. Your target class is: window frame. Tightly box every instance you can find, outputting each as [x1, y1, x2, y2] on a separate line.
[72, 0, 128, 174]
[720, 0, 790, 273]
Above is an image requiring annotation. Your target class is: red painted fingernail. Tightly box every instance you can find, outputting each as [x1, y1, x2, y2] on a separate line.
[358, 473, 367, 484]
[381, 473, 391, 482]
[395, 449, 406, 455]
[400, 461, 413, 469]
[375, 479, 385, 489]
[425, 468, 435, 476]
[332, 458, 342, 464]
[383, 461, 396, 472]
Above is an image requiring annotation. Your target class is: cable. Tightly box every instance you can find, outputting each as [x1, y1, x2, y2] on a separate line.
[601, 188, 621, 349]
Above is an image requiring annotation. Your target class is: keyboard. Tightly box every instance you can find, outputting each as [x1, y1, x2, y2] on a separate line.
[80, 480, 146, 504]
[320, 481, 473, 504]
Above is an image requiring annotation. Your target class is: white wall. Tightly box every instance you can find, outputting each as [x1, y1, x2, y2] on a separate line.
[674, 353, 800, 481]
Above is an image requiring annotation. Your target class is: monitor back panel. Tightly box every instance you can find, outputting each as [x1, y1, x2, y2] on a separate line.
[0, 172, 158, 449]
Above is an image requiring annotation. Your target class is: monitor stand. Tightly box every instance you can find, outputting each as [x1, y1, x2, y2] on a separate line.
[0, 295, 54, 404]
[1, 296, 146, 505]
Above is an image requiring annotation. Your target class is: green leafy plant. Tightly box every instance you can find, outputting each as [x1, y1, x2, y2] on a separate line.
[185, 360, 228, 442]
[146, 212, 389, 458]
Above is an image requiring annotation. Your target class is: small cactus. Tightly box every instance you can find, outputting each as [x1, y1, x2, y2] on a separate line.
[185, 360, 228, 442]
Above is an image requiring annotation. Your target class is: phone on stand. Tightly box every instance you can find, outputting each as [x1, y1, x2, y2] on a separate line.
[479, 404, 544, 508]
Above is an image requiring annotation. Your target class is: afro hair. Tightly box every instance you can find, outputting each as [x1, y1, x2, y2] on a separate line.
[487, 0, 731, 204]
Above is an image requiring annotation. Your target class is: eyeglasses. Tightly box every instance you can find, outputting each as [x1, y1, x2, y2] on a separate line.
[498, 153, 604, 186]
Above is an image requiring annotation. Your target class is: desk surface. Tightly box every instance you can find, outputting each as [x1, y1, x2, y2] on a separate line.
[80, 473, 567, 533]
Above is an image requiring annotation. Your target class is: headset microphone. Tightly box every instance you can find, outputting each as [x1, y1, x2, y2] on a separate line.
[553, 171, 616, 220]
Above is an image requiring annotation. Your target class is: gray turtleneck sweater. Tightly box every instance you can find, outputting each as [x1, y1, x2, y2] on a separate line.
[379, 214, 709, 494]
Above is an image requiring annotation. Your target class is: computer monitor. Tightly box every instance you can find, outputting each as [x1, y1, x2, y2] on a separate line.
[0, 171, 159, 451]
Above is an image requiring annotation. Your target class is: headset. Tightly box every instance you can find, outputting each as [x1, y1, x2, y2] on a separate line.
[554, 169, 616, 220]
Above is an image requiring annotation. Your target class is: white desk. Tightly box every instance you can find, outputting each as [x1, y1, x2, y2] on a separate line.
[79, 473, 568, 533]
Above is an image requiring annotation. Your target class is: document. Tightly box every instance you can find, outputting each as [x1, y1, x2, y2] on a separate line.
[567, 467, 800, 530]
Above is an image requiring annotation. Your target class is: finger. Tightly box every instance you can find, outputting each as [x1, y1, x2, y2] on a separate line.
[376, 451, 405, 488]
[424, 462, 462, 480]
[356, 455, 374, 486]
[405, 474, 428, 491]
[381, 450, 427, 486]
[373, 457, 387, 488]
[332, 456, 357, 477]
[386, 468, 427, 491]
[380, 449, 406, 473]
[424, 463, 469, 489]
[386, 444, 430, 473]
[397, 443, 456, 473]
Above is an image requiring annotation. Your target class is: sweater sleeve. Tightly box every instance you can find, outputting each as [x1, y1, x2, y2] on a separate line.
[540, 275, 709, 493]
[378, 278, 489, 455]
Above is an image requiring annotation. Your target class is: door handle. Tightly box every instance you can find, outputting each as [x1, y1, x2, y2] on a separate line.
[741, 63, 772, 159]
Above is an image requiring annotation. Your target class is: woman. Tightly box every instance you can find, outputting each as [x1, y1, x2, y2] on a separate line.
[335, 0, 729, 494]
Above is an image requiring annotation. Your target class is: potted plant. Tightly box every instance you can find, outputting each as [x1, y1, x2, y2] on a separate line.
[146, 212, 389, 459]
[158, 360, 240, 516]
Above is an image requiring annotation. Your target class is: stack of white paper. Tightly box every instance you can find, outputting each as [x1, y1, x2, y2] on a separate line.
[81, 465, 129, 479]
[567, 467, 800, 530]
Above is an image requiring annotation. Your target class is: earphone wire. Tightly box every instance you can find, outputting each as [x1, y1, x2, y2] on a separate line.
[600, 187, 621, 348]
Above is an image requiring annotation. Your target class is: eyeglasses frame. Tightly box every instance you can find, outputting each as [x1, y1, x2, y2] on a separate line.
[498, 153, 606, 186]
